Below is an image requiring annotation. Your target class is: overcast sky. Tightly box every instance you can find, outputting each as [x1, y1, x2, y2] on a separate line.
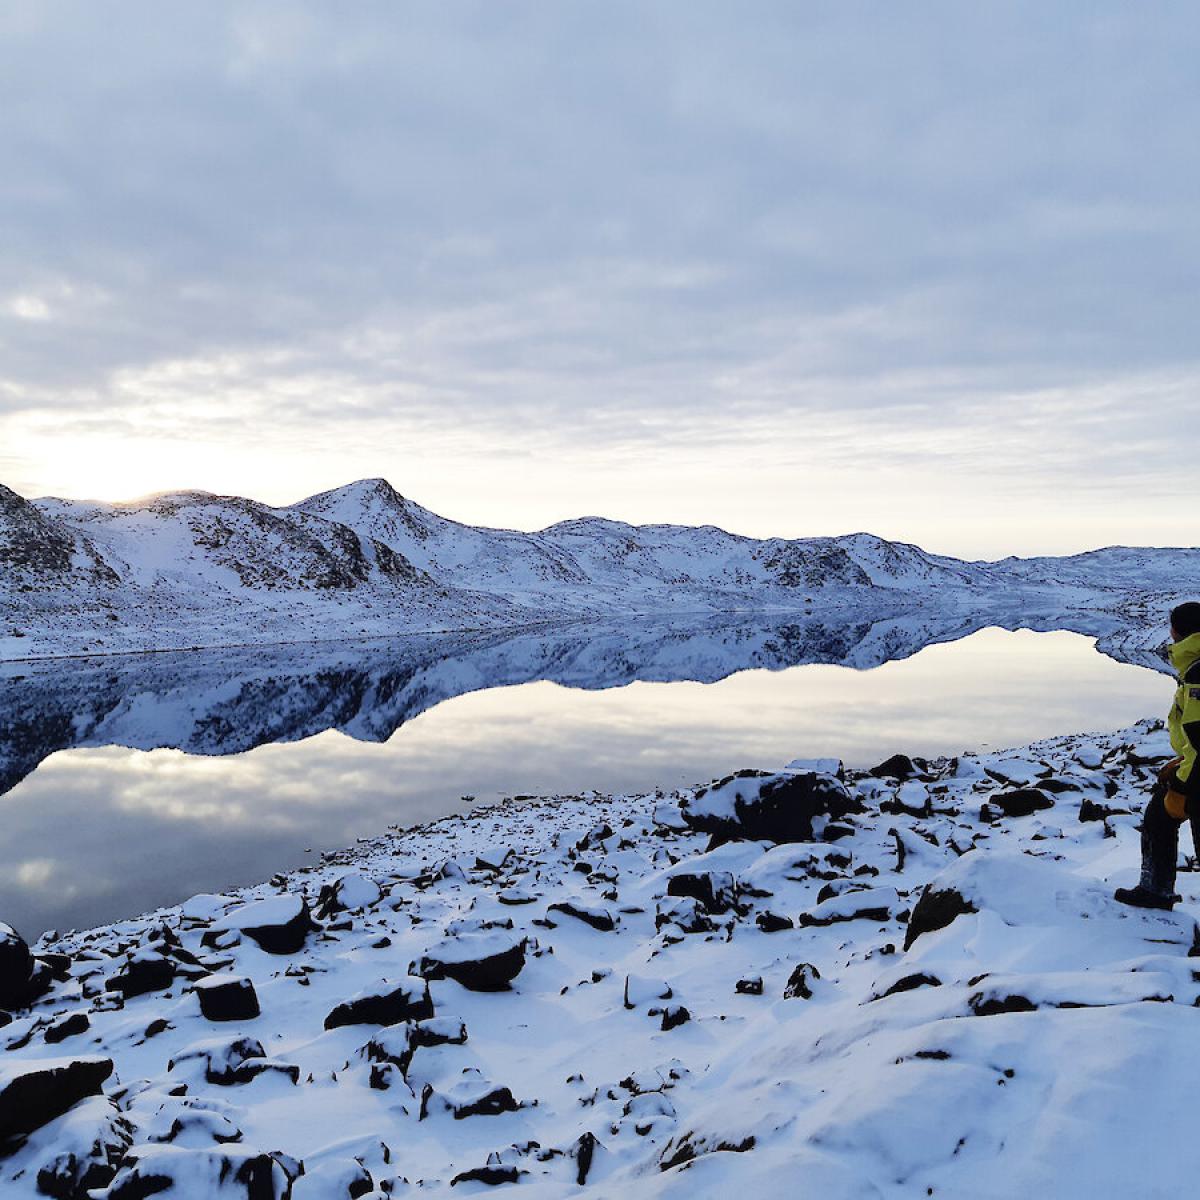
[1, 3, 1197, 557]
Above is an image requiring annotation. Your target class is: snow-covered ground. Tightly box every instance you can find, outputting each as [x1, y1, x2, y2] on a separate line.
[1, 717, 1193, 1198]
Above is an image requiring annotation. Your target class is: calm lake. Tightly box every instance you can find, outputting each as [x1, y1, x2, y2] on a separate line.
[0, 617, 1170, 936]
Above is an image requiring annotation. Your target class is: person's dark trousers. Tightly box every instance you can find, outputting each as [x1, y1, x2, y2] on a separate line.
[1139, 779, 1200, 898]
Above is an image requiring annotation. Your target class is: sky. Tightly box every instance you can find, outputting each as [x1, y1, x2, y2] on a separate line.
[1, 2, 1197, 559]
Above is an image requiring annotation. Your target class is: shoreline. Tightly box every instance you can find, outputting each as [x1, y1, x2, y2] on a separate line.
[0, 717, 1189, 1195]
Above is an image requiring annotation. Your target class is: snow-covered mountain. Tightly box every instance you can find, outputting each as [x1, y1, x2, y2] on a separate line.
[1, 477, 1195, 660]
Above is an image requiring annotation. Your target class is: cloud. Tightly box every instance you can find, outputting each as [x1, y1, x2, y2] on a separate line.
[0, 2, 1197, 552]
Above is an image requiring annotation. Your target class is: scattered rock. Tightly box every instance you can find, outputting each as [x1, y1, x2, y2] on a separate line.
[419, 934, 527, 991]
[683, 769, 858, 847]
[106, 951, 175, 999]
[783, 963, 821, 1000]
[43, 1011, 90, 1044]
[666, 870, 737, 914]
[990, 789, 1055, 818]
[325, 976, 434, 1029]
[903, 884, 978, 951]
[195, 975, 260, 1022]
[31, 1095, 133, 1199]
[869, 753, 922, 781]
[547, 900, 616, 931]
[314, 873, 382, 920]
[101, 1146, 293, 1198]
[0, 1056, 113, 1142]
[212, 894, 315, 955]
[755, 911, 794, 932]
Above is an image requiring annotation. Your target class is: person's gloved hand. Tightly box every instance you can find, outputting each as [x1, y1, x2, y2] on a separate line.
[1159, 756, 1183, 782]
[1166, 788, 1189, 821]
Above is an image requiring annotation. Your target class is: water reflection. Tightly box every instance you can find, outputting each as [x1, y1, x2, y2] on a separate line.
[0, 616, 1171, 935]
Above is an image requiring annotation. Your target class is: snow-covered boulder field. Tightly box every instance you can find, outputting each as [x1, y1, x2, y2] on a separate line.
[1, 718, 1195, 1197]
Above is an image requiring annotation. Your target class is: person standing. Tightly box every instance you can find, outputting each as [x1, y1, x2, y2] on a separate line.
[1114, 602, 1200, 910]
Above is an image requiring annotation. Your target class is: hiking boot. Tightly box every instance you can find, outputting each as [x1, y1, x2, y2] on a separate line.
[1114, 885, 1176, 911]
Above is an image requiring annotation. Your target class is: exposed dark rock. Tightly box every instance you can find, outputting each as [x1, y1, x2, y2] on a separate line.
[1079, 797, 1130, 823]
[660, 1005, 690, 1031]
[419, 936, 527, 991]
[106, 953, 175, 1000]
[969, 992, 1038, 1017]
[783, 963, 821, 1000]
[325, 977, 434, 1029]
[874, 972, 942, 1000]
[736, 976, 764, 995]
[573, 1131, 598, 1185]
[168, 1036, 298, 1086]
[659, 1133, 755, 1172]
[0, 923, 52, 1012]
[196, 975, 260, 1022]
[903, 884, 978, 951]
[450, 1164, 522, 1186]
[44, 1011, 90, 1044]
[314, 874, 382, 921]
[0, 1056, 113, 1142]
[1039, 777, 1082, 794]
[451, 1086, 519, 1119]
[666, 871, 736, 914]
[869, 753, 922, 781]
[227, 896, 315, 955]
[101, 1147, 293, 1199]
[32, 1095, 133, 1199]
[547, 901, 616, 931]
[990, 788, 1055, 818]
[754, 911, 794, 933]
[683, 769, 859, 847]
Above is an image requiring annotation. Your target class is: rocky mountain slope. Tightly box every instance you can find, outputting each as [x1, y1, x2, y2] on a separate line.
[2, 477, 1195, 660]
[0, 718, 1187, 1197]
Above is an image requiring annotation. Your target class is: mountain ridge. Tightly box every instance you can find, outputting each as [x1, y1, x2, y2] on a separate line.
[2, 477, 1195, 661]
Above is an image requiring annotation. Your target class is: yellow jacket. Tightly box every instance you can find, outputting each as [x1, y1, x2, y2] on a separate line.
[1168, 631, 1200, 796]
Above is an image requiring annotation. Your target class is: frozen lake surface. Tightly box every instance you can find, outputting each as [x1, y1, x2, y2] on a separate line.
[0, 619, 1170, 935]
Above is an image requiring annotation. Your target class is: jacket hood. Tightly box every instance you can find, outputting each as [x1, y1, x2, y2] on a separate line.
[1170, 632, 1200, 677]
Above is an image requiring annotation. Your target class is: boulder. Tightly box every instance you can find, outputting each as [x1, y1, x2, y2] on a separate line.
[988, 788, 1055, 818]
[418, 934, 527, 992]
[324, 976, 434, 1029]
[0, 923, 32, 1007]
[211, 894, 315, 955]
[682, 769, 857, 847]
[168, 1035, 298, 1086]
[869, 753, 922, 781]
[292, 1157, 373, 1199]
[903, 884, 979, 951]
[0, 923, 53, 1012]
[660, 1004, 690, 1031]
[665, 870, 737, 914]
[0, 1056, 113, 1142]
[755, 911, 794, 933]
[101, 1146, 293, 1199]
[29, 1095, 133, 1199]
[314, 874, 382, 920]
[195, 975, 260, 1022]
[546, 900, 616, 931]
[106, 950, 175, 999]
[783, 963, 821, 1000]
[43, 1011, 90, 1044]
